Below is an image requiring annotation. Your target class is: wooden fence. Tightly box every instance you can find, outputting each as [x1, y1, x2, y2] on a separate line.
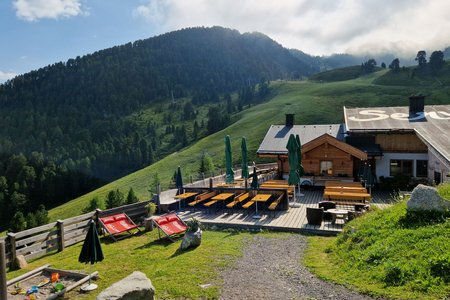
[1, 200, 151, 271]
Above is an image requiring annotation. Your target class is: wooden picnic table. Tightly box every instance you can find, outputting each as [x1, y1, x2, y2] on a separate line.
[174, 192, 198, 199]
[174, 192, 198, 210]
[250, 194, 272, 219]
[323, 191, 371, 202]
[211, 193, 235, 200]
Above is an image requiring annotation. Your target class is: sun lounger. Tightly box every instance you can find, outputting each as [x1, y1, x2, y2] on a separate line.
[99, 213, 141, 241]
[152, 213, 188, 242]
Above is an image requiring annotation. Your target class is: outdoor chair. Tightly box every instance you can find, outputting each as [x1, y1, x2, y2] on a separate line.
[99, 213, 141, 242]
[152, 213, 188, 242]
[306, 207, 324, 226]
[318, 201, 336, 221]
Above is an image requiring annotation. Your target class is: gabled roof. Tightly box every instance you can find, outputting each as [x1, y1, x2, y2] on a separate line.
[302, 134, 368, 160]
[257, 124, 345, 155]
[344, 104, 450, 162]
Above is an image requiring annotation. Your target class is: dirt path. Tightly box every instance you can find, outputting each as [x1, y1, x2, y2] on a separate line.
[219, 235, 373, 300]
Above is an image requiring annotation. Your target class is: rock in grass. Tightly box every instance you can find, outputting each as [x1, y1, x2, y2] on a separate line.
[96, 271, 155, 300]
[407, 184, 450, 212]
[180, 229, 202, 251]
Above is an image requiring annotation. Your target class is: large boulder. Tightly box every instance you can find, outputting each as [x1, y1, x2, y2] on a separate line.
[96, 271, 155, 300]
[179, 229, 202, 251]
[407, 184, 450, 211]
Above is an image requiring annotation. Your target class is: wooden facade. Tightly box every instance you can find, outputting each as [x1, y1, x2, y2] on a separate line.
[375, 132, 427, 153]
[272, 134, 368, 178]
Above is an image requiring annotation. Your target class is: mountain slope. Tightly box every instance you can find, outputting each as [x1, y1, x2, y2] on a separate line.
[0, 27, 313, 183]
[48, 71, 450, 220]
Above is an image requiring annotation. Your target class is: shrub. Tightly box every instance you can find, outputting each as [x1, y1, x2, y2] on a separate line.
[186, 218, 203, 232]
[429, 255, 450, 283]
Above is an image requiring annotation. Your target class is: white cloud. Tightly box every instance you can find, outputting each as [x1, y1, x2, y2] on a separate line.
[13, 0, 85, 21]
[0, 70, 17, 83]
[132, 0, 168, 24]
[133, 0, 450, 56]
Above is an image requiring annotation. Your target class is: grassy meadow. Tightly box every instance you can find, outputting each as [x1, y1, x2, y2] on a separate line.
[49, 69, 450, 221]
[305, 186, 450, 299]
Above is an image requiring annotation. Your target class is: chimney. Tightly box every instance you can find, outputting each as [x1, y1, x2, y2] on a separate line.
[409, 94, 425, 114]
[285, 113, 294, 127]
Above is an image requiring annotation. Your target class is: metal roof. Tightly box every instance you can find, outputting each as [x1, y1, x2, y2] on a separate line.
[257, 124, 345, 155]
[344, 104, 450, 162]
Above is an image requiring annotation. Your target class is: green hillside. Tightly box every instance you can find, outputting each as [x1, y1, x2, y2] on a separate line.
[48, 70, 450, 220]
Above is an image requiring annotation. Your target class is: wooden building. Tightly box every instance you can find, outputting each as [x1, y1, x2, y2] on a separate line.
[344, 96, 450, 184]
[257, 115, 367, 184]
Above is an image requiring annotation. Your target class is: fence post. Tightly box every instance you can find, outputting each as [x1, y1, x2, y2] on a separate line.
[0, 241, 7, 300]
[57, 220, 65, 252]
[7, 233, 16, 270]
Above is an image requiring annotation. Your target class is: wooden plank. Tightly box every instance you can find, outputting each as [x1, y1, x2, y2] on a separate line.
[98, 200, 151, 217]
[63, 211, 96, 226]
[15, 229, 59, 248]
[17, 239, 59, 256]
[65, 234, 87, 247]
[24, 245, 59, 261]
[64, 227, 88, 241]
[13, 222, 58, 239]
[7, 264, 51, 286]
[64, 219, 91, 232]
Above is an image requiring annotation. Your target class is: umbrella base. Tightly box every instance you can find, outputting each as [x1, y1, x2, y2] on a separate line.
[81, 283, 98, 292]
[289, 202, 301, 208]
[252, 214, 261, 219]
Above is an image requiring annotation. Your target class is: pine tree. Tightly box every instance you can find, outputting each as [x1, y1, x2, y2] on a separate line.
[126, 187, 139, 204]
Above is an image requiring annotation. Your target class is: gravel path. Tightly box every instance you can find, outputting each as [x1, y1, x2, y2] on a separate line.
[219, 235, 373, 300]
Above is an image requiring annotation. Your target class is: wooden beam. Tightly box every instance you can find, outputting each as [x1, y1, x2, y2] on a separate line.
[0, 241, 7, 300]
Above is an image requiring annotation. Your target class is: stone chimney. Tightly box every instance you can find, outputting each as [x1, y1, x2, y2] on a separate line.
[409, 94, 425, 114]
[285, 114, 294, 127]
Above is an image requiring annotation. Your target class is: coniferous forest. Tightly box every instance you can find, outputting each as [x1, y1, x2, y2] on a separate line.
[0, 27, 316, 228]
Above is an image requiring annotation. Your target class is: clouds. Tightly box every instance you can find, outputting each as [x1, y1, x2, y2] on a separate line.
[13, 0, 85, 21]
[132, 0, 450, 56]
[0, 70, 17, 82]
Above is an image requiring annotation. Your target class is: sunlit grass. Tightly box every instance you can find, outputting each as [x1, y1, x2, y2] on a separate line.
[7, 229, 260, 299]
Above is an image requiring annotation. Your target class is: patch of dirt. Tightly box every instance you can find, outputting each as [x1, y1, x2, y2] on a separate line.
[219, 235, 374, 300]
[7, 270, 85, 299]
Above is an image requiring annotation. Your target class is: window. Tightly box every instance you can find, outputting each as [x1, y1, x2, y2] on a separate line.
[416, 160, 428, 177]
[390, 160, 413, 176]
[320, 161, 333, 176]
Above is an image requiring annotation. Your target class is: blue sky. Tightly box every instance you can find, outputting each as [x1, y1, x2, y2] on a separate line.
[2, 0, 450, 83]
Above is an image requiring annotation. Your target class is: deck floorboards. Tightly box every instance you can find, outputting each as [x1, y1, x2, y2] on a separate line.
[176, 189, 394, 235]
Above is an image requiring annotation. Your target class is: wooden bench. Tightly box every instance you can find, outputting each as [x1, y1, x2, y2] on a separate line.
[323, 191, 371, 203]
[188, 191, 218, 206]
[268, 193, 284, 210]
[325, 187, 367, 193]
[242, 200, 255, 209]
[226, 192, 251, 208]
[204, 200, 218, 207]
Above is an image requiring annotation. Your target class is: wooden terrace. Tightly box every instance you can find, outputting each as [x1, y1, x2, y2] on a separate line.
[177, 189, 393, 235]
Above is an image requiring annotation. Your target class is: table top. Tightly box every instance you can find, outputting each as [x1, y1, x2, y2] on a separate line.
[327, 208, 349, 214]
[174, 192, 198, 199]
[251, 194, 272, 202]
[212, 193, 235, 200]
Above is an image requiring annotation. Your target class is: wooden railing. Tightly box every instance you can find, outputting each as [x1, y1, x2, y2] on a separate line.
[0, 200, 151, 271]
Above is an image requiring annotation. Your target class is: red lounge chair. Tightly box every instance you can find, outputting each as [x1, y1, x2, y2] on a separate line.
[99, 213, 141, 241]
[152, 213, 188, 242]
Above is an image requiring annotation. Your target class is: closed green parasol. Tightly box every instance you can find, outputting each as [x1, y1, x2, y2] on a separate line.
[251, 165, 259, 190]
[175, 165, 183, 195]
[241, 137, 249, 179]
[286, 134, 300, 186]
[225, 135, 235, 183]
[295, 134, 305, 178]
[78, 220, 104, 291]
